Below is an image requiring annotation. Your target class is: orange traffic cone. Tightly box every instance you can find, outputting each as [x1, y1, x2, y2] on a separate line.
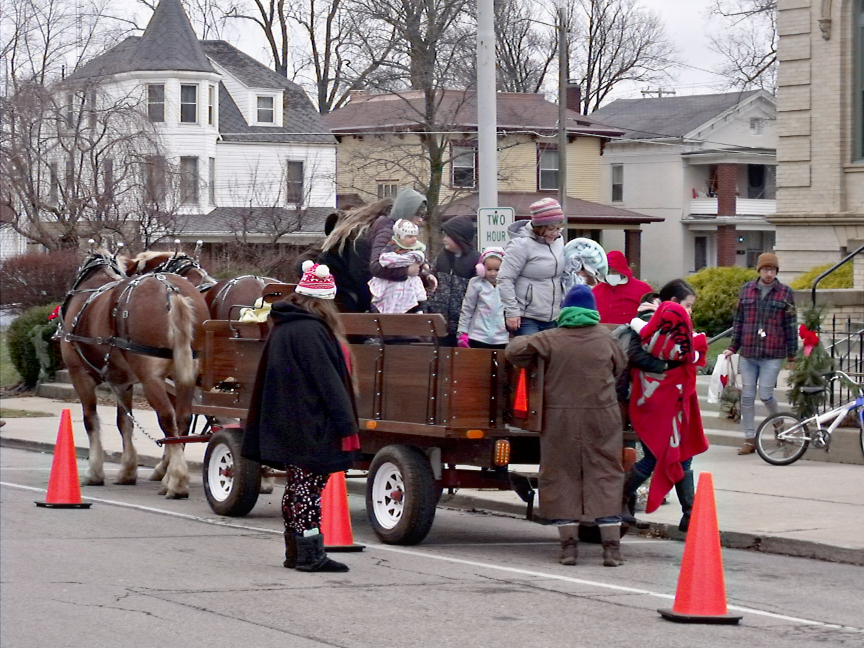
[658, 472, 740, 624]
[513, 369, 528, 418]
[320, 471, 364, 552]
[36, 409, 92, 509]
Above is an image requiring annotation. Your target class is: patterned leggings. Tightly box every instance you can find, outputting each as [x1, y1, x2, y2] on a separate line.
[282, 465, 330, 536]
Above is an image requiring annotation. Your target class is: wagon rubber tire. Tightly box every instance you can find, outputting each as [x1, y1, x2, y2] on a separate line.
[203, 429, 261, 516]
[755, 412, 809, 466]
[366, 445, 437, 545]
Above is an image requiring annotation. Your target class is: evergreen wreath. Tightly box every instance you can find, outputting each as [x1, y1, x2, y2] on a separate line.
[786, 305, 834, 419]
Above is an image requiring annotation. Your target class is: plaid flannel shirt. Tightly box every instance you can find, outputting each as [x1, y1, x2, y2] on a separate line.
[728, 280, 797, 360]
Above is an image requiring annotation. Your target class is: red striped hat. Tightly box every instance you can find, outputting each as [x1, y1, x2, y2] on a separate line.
[529, 198, 565, 225]
[296, 260, 336, 299]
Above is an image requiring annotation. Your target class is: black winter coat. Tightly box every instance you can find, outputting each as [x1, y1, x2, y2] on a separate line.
[318, 234, 374, 313]
[241, 302, 358, 474]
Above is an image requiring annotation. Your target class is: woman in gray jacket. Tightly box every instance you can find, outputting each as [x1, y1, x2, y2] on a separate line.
[498, 198, 566, 336]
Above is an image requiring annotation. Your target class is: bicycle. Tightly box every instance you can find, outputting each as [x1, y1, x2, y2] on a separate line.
[755, 371, 864, 466]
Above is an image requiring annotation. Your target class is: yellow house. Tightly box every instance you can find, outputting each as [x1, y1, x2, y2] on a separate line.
[322, 89, 662, 275]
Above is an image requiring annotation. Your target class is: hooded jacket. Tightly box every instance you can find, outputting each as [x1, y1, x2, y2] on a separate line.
[241, 301, 358, 474]
[592, 250, 654, 325]
[428, 215, 481, 334]
[369, 189, 428, 281]
[497, 220, 565, 322]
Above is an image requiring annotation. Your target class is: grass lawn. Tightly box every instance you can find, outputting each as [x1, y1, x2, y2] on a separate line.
[0, 330, 22, 389]
[0, 408, 53, 417]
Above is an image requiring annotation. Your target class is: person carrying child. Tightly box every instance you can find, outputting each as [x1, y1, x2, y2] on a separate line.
[367, 219, 428, 314]
[457, 248, 508, 349]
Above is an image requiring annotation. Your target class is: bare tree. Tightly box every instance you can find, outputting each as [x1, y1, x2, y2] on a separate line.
[494, 0, 558, 93]
[567, 0, 677, 114]
[709, 0, 776, 91]
[1, 77, 184, 251]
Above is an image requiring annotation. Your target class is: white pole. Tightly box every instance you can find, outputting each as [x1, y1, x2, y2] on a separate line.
[477, 0, 498, 209]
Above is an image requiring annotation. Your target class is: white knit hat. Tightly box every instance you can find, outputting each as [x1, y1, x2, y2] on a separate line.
[393, 219, 419, 239]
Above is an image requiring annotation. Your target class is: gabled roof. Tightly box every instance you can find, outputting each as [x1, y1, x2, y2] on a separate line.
[440, 192, 663, 226]
[589, 90, 769, 140]
[202, 42, 334, 145]
[322, 90, 623, 138]
[69, 0, 213, 79]
[178, 206, 334, 237]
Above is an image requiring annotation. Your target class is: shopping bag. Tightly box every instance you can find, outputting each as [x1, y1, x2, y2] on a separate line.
[718, 356, 741, 422]
[707, 353, 730, 404]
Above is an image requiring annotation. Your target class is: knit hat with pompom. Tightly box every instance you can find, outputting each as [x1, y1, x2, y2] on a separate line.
[295, 260, 336, 299]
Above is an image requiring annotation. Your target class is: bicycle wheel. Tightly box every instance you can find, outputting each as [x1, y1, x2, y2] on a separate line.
[755, 412, 810, 466]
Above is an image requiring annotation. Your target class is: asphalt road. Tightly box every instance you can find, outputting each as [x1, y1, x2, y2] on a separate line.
[2, 446, 863, 648]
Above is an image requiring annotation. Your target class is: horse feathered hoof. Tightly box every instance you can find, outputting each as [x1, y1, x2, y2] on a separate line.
[82, 475, 104, 486]
[164, 490, 189, 499]
[149, 469, 165, 481]
[114, 476, 137, 486]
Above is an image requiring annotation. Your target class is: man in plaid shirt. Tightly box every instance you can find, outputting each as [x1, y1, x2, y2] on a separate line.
[723, 252, 797, 454]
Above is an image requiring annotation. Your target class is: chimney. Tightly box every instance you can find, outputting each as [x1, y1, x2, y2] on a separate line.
[566, 83, 582, 114]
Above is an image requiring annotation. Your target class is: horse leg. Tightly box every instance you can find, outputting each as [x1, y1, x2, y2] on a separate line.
[138, 377, 189, 499]
[114, 385, 138, 485]
[70, 371, 105, 486]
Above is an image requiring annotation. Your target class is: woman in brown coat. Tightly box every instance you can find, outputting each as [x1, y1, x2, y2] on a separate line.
[506, 284, 628, 567]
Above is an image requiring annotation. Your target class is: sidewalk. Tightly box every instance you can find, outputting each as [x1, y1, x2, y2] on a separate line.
[3, 393, 863, 566]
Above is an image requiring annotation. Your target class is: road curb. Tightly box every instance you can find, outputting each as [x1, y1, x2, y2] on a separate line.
[5, 436, 862, 567]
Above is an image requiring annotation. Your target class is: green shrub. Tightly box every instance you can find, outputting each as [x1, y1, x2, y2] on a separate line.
[7, 304, 62, 387]
[688, 266, 757, 338]
[789, 262, 853, 290]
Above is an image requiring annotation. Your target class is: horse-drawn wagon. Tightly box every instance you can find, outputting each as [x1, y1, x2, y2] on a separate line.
[188, 284, 544, 545]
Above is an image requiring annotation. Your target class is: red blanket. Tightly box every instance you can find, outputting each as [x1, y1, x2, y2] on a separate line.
[629, 302, 708, 513]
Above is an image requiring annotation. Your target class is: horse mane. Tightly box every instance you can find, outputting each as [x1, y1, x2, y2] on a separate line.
[130, 251, 173, 275]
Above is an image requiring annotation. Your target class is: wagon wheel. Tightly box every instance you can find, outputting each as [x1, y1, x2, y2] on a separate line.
[203, 429, 261, 516]
[366, 445, 438, 545]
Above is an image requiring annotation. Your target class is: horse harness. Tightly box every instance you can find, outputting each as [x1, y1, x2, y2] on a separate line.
[151, 254, 218, 292]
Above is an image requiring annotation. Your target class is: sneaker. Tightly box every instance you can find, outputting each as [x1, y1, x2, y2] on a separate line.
[737, 441, 756, 455]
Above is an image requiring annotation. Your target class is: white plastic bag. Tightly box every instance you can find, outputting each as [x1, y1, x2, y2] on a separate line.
[707, 353, 739, 404]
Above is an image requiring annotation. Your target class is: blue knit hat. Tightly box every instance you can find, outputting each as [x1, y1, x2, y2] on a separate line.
[562, 284, 597, 310]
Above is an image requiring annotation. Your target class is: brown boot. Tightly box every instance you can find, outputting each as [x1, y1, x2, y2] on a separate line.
[737, 441, 756, 455]
[599, 524, 624, 567]
[558, 524, 578, 565]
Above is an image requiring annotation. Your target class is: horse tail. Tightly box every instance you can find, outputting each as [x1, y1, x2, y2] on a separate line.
[167, 291, 196, 388]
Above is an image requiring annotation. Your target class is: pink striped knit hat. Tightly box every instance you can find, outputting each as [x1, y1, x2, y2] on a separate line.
[529, 198, 565, 226]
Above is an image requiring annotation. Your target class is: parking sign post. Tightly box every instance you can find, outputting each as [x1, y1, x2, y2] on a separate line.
[477, 207, 515, 252]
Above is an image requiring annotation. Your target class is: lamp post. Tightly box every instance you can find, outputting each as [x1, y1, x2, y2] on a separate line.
[557, 6, 568, 215]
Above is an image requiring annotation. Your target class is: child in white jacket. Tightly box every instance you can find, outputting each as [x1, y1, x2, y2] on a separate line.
[368, 219, 428, 313]
[457, 248, 508, 348]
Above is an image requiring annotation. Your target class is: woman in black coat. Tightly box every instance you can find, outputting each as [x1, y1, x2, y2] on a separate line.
[242, 261, 359, 572]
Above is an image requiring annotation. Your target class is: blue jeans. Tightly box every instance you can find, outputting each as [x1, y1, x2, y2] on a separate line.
[635, 443, 692, 476]
[739, 357, 783, 439]
[517, 317, 557, 337]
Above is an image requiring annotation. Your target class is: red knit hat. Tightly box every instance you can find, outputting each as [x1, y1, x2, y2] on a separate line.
[529, 197, 565, 226]
[295, 260, 336, 299]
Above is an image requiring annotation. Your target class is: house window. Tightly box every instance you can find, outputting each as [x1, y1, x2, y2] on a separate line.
[65, 157, 75, 195]
[65, 93, 75, 127]
[148, 84, 165, 122]
[257, 96, 275, 123]
[611, 164, 623, 202]
[47, 162, 58, 204]
[377, 183, 398, 198]
[539, 148, 559, 190]
[452, 146, 476, 188]
[286, 160, 304, 204]
[749, 117, 763, 135]
[208, 86, 215, 125]
[87, 92, 97, 129]
[144, 155, 166, 203]
[180, 85, 197, 123]
[103, 158, 114, 201]
[208, 157, 216, 205]
[180, 156, 199, 204]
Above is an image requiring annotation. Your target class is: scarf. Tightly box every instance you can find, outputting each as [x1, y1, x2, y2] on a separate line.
[557, 306, 601, 328]
[629, 302, 708, 513]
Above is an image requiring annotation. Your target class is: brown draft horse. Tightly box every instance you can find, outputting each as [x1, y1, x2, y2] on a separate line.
[59, 250, 210, 498]
[127, 251, 280, 320]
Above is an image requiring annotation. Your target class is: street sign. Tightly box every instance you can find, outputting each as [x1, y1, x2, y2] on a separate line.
[477, 207, 515, 251]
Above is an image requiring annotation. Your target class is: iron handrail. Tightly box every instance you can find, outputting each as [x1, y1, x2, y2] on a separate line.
[811, 243, 864, 308]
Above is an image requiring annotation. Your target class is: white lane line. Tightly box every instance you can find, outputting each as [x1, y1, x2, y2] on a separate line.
[4, 481, 862, 632]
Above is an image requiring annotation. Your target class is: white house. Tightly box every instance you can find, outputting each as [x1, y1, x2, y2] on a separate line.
[64, 0, 336, 247]
[590, 91, 778, 285]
